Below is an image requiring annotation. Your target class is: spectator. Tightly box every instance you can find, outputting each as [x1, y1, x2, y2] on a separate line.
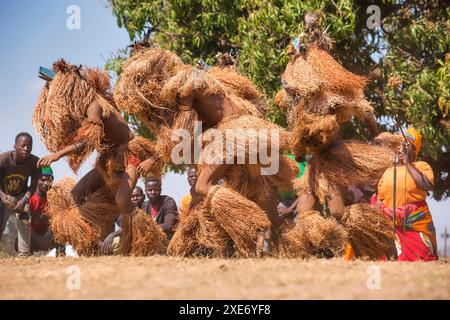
[0, 132, 40, 257]
[101, 186, 145, 255]
[143, 176, 178, 239]
[16, 166, 64, 255]
[180, 167, 199, 213]
[376, 127, 437, 261]
[130, 186, 145, 209]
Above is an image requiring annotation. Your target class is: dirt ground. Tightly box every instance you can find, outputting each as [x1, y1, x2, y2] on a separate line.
[0, 256, 449, 299]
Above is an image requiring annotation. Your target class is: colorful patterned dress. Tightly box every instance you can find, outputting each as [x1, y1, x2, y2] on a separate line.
[377, 161, 437, 261]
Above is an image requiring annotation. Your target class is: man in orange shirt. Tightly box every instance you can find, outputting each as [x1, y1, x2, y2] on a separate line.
[376, 127, 437, 261]
[179, 167, 199, 214]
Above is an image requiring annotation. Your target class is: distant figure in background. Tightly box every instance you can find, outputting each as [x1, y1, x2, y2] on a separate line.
[180, 167, 199, 213]
[101, 186, 146, 255]
[0, 132, 40, 257]
[376, 128, 437, 261]
[143, 177, 178, 239]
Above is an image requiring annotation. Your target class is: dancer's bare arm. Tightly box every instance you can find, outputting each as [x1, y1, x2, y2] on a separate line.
[195, 164, 230, 197]
[278, 198, 300, 218]
[366, 114, 379, 139]
[355, 106, 378, 139]
[37, 142, 86, 167]
[102, 229, 122, 254]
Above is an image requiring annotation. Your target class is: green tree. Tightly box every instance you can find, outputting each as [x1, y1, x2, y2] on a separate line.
[107, 0, 449, 199]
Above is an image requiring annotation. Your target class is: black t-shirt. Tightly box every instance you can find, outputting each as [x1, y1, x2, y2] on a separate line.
[0, 151, 40, 197]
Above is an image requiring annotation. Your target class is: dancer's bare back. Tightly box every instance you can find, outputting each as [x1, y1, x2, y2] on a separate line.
[178, 93, 239, 128]
[90, 101, 134, 146]
[38, 100, 133, 168]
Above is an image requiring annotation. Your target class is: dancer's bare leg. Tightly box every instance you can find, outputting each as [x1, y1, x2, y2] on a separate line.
[115, 164, 139, 216]
[259, 190, 280, 256]
[116, 164, 140, 256]
[296, 192, 316, 214]
[328, 186, 345, 220]
[71, 168, 104, 205]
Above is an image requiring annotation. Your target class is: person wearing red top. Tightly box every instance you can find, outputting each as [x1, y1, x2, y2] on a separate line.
[18, 167, 64, 255]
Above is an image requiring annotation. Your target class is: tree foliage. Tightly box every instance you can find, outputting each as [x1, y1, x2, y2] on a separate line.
[107, 0, 449, 200]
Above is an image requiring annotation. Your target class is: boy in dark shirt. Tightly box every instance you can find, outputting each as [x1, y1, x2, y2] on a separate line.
[0, 132, 40, 257]
[143, 177, 178, 239]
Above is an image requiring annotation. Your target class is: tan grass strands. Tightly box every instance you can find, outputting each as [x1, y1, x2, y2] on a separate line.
[266, 154, 299, 193]
[221, 165, 272, 210]
[208, 66, 267, 117]
[315, 140, 393, 188]
[46, 178, 99, 255]
[281, 45, 372, 134]
[95, 136, 157, 193]
[274, 88, 291, 110]
[68, 120, 106, 173]
[167, 206, 207, 257]
[281, 53, 322, 98]
[341, 204, 395, 260]
[278, 211, 347, 258]
[32, 59, 116, 173]
[197, 205, 230, 251]
[373, 131, 403, 152]
[128, 135, 156, 163]
[306, 46, 367, 97]
[290, 111, 340, 157]
[154, 109, 199, 171]
[113, 47, 184, 132]
[121, 208, 168, 256]
[298, 141, 393, 203]
[205, 185, 271, 257]
[214, 114, 290, 163]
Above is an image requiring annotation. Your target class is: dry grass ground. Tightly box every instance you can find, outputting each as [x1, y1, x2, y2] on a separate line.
[0, 256, 449, 299]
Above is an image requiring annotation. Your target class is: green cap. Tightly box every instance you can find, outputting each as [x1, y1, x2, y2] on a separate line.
[286, 153, 306, 178]
[41, 166, 54, 177]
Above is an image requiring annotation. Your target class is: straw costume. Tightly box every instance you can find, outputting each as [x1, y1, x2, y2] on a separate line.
[33, 60, 166, 256]
[114, 46, 299, 257]
[275, 34, 395, 259]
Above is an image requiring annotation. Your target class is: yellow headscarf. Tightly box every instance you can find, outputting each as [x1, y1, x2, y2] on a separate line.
[405, 127, 422, 157]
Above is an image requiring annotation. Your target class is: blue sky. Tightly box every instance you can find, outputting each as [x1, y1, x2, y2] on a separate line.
[0, 0, 190, 201]
[0, 1, 448, 255]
